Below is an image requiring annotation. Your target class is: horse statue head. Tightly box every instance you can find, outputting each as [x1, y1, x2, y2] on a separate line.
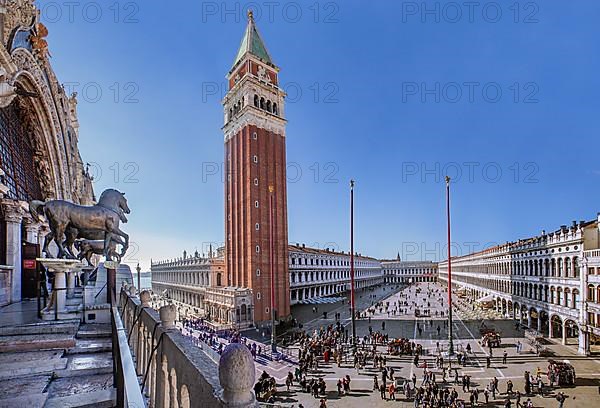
[98, 189, 130, 222]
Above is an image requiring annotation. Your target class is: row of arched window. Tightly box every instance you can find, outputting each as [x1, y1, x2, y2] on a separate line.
[226, 94, 280, 123]
[227, 97, 244, 122]
[442, 275, 581, 309]
[451, 256, 580, 278]
[253, 94, 278, 115]
[290, 269, 379, 284]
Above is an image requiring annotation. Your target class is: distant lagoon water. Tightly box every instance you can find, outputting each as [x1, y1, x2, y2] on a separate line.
[133, 272, 152, 289]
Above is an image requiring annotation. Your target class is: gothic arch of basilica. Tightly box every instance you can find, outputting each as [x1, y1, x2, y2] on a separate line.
[0, 0, 93, 305]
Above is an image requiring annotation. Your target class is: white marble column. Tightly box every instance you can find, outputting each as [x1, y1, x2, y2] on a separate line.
[66, 271, 75, 298]
[23, 217, 41, 245]
[2, 200, 24, 303]
[40, 259, 83, 319]
[54, 269, 67, 313]
[578, 328, 589, 355]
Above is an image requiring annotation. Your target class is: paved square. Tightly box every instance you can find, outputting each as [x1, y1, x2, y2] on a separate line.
[266, 283, 600, 407]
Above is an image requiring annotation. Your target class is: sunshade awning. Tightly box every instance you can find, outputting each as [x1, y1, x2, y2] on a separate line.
[476, 294, 495, 303]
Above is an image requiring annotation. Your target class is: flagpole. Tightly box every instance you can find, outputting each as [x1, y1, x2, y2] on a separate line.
[446, 175, 454, 356]
[350, 180, 356, 350]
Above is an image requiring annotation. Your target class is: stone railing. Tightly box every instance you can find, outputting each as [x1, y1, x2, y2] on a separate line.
[119, 289, 258, 408]
[585, 249, 600, 259]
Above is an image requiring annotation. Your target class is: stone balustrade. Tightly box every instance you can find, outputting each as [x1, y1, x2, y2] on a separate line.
[119, 289, 258, 408]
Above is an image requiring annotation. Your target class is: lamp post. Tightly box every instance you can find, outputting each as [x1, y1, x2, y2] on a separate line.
[269, 185, 277, 353]
[350, 180, 356, 350]
[446, 175, 454, 356]
[136, 263, 141, 295]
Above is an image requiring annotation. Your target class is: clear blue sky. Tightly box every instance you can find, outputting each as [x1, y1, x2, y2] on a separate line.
[40, 0, 600, 270]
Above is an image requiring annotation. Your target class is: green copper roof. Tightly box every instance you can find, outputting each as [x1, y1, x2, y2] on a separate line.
[232, 11, 273, 69]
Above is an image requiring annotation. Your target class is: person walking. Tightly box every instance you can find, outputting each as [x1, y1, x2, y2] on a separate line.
[556, 392, 566, 408]
[379, 383, 387, 400]
[388, 382, 396, 400]
[503, 350, 508, 365]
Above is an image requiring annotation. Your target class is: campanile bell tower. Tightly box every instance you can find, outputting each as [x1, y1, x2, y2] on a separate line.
[223, 11, 290, 325]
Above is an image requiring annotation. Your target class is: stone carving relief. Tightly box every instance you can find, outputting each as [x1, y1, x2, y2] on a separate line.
[1, 0, 37, 44]
[0, 66, 17, 107]
[257, 66, 271, 84]
[1, 1, 93, 205]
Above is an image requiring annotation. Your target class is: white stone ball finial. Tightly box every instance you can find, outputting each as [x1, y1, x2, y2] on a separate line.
[140, 290, 151, 307]
[159, 304, 177, 329]
[219, 343, 256, 407]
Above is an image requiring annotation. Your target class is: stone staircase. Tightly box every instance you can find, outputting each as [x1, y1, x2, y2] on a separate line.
[0, 320, 116, 408]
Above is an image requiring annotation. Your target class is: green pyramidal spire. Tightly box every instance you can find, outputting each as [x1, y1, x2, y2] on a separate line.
[232, 10, 274, 70]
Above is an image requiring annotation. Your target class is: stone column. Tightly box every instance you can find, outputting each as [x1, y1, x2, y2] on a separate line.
[40, 259, 84, 319]
[519, 308, 524, 325]
[548, 317, 553, 338]
[562, 321, 567, 345]
[538, 314, 542, 334]
[54, 269, 67, 313]
[2, 200, 24, 303]
[23, 217, 41, 245]
[66, 271, 75, 298]
[578, 328, 589, 355]
[527, 310, 532, 328]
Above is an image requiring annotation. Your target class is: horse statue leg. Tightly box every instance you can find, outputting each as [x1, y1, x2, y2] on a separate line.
[42, 231, 54, 258]
[103, 232, 114, 261]
[54, 224, 68, 259]
[62, 227, 78, 259]
[111, 226, 129, 258]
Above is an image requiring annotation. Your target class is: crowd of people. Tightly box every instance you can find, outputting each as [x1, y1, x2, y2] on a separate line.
[174, 283, 576, 407]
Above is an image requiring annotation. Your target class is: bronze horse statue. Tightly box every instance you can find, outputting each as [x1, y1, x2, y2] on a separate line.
[75, 239, 121, 265]
[62, 189, 130, 259]
[30, 189, 130, 260]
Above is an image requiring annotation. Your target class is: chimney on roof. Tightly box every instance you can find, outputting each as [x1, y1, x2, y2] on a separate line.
[296, 243, 299, 247]
[572, 220, 577, 229]
[302, 243, 305, 248]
